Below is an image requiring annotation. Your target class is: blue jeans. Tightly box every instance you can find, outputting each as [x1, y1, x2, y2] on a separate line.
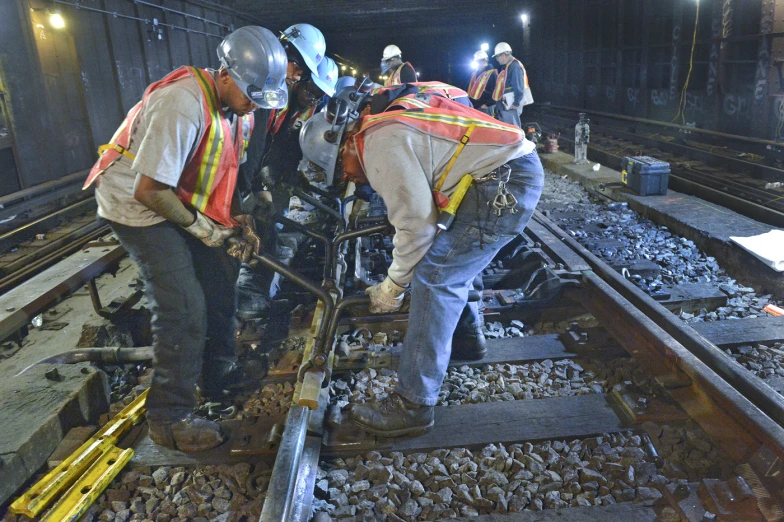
[395, 151, 544, 405]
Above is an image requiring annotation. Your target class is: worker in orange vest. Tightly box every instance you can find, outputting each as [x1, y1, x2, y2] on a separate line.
[302, 85, 544, 436]
[492, 42, 534, 128]
[84, 27, 289, 452]
[381, 44, 417, 86]
[467, 50, 498, 116]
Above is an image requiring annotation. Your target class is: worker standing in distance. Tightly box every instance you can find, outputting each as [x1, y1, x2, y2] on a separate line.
[236, 24, 328, 321]
[303, 84, 543, 437]
[467, 50, 497, 116]
[381, 45, 417, 86]
[84, 27, 289, 452]
[492, 42, 533, 128]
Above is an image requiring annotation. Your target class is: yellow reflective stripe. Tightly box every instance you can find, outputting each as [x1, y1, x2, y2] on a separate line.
[395, 97, 431, 109]
[364, 110, 523, 135]
[189, 68, 224, 212]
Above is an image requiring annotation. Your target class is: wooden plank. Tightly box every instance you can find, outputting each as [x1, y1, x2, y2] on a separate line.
[0, 241, 125, 342]
[452, 334, 576, 366]
[323, 394, 626, 457]
[659, 283, 727, 314]
[693, 316, 784, 347]
[453, 502, 657, 522]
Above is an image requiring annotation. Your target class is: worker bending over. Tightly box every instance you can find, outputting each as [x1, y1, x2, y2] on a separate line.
[85, 27, 288, 452]
[492, 42, 533, 128]
[309, 84, 544, 437]
[381, 44, 417, 86]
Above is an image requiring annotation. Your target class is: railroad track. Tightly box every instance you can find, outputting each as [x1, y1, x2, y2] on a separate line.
[526, 105, 784, 229]
[7, 177, 784, 522]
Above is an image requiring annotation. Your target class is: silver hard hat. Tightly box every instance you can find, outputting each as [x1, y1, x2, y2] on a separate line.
[217, 26, 288, 109]
[300, 112, 340, 174]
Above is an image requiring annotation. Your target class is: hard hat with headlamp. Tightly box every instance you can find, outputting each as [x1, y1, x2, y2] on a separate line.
[217, 26, 288, 109]
[280, 23, 327, 77]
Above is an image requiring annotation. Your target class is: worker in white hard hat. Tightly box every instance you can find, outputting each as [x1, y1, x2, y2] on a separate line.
[235, 24, 329, 322]
[492, 42, 533, 128]
[83, 26, 289, 452]
[380, 44, 417, 87]
[467, 49, 498, 116]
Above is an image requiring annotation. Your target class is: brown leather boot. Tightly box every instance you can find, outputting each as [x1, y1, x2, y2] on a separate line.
[148, 414, 225, 452]
[350, 392, 434, 438]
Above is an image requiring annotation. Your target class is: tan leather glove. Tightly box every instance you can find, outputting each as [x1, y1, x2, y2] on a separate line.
[365, 277, 408, 314]
[226, 214, 261, 264]
[183, 211, 235, 247]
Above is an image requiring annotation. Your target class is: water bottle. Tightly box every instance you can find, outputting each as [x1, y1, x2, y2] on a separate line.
[574, 113, 590, 164]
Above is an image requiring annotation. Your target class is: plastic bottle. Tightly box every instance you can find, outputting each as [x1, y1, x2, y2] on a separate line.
[574, 113, 590, 164]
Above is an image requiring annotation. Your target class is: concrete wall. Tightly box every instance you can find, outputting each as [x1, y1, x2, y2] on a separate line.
[0, 0, 248, 194]
[527, 0, 781, 141]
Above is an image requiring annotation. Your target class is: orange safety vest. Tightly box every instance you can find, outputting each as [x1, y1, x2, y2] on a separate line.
[371, 81, 469, 101]
[269, 102, 319, 135]
[351, 93, 524, 165]
[84, 66, 253, 227]
[467, 68, 496, 100]
[492, 58, 529, 102]
[384, 62, 414, 87]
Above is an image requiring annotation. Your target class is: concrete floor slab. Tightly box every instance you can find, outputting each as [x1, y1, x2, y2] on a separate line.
[539, 149, 784, 296]
[0, 362, 109, 506]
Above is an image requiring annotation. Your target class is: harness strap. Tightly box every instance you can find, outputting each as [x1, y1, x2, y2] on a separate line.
[98, 143, 136, 161]
[434, 123, 477, 192]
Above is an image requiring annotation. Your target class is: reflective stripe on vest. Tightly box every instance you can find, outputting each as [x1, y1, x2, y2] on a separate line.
[492, 58, 528, 102]
[467, 69, 495, 100]
[83, 66, 253, 227]
[384, 62, 413, 87]
[371, 81, 469, 101]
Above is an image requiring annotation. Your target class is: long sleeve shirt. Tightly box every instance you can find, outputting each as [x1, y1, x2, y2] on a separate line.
[361, 124, 531, 285]
[505, 60, 525, 107]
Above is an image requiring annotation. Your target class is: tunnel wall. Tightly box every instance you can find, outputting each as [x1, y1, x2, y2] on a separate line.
[526, 0, 781, 141]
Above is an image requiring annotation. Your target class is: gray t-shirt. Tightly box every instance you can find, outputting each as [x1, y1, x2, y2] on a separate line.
[95, 74, 205, 227]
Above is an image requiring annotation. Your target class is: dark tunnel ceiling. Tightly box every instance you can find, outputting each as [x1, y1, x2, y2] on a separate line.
[231, 0, 531, 78]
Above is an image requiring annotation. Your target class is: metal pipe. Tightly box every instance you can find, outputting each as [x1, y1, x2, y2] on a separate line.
[0, 170, 87, 209]
[0, 198, 94, 245]
[532, 210, 784, 430]
[294, 190, 346, 232]
[258, 405, 309, 522]
[130, 0, 230, 29]
[15, 347, 153, 376]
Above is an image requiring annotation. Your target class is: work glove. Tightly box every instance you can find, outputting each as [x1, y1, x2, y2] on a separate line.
[365, 277, 408, 314]
[183, 211, 235, 248]
[226, 214, 262, 264]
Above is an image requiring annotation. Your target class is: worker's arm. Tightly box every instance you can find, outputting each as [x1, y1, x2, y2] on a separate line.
[507, 62, 525, 108]
[133, 174, 195, 226]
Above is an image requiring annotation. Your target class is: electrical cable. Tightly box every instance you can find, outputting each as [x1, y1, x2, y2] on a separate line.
[672, 0, 700, 124]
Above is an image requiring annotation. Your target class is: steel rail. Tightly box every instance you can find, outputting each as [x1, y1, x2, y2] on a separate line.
[532, 211, 784, 459]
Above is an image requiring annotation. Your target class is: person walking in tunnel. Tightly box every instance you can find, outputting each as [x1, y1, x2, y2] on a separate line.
[83, 26, 289, 452]
[304, 84, 543, 437]
[381, 44, 417, 86]
[467, 49, 498, 116]
[492, 42, 533, 128]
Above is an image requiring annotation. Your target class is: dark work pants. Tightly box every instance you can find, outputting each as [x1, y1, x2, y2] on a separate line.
[110, 220, 239, 421]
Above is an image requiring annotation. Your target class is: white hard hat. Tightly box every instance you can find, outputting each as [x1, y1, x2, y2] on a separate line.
[334, 76, 357, 93]
[217, 26, 288, 109]
[382, 44, 402, 61]
[281, 23, 326, 76]
[493, 42, 512, 57]
[473, 50, 489, 61]
[311, 57, 339, 97]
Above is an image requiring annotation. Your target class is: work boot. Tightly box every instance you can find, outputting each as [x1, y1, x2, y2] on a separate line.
[148, 414, 225, 452]
[202, 359, 265, 399]
[350, 391, 434, 438]
[450, 325, 487, 361]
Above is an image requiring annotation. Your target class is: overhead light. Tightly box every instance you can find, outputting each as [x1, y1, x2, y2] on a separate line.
[521, 13, 528, 24]
[415, 72, 420, 76]
[470, 60, 478, 70]
[49, 9, 65, 29]
[481, 43, 489, 52]
[341, 65, 347, 71]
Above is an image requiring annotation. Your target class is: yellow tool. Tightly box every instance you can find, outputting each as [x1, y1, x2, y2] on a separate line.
[11, 389, 148, 518]
[42, 446, 134, 522]
[436, 174, 474, 231]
